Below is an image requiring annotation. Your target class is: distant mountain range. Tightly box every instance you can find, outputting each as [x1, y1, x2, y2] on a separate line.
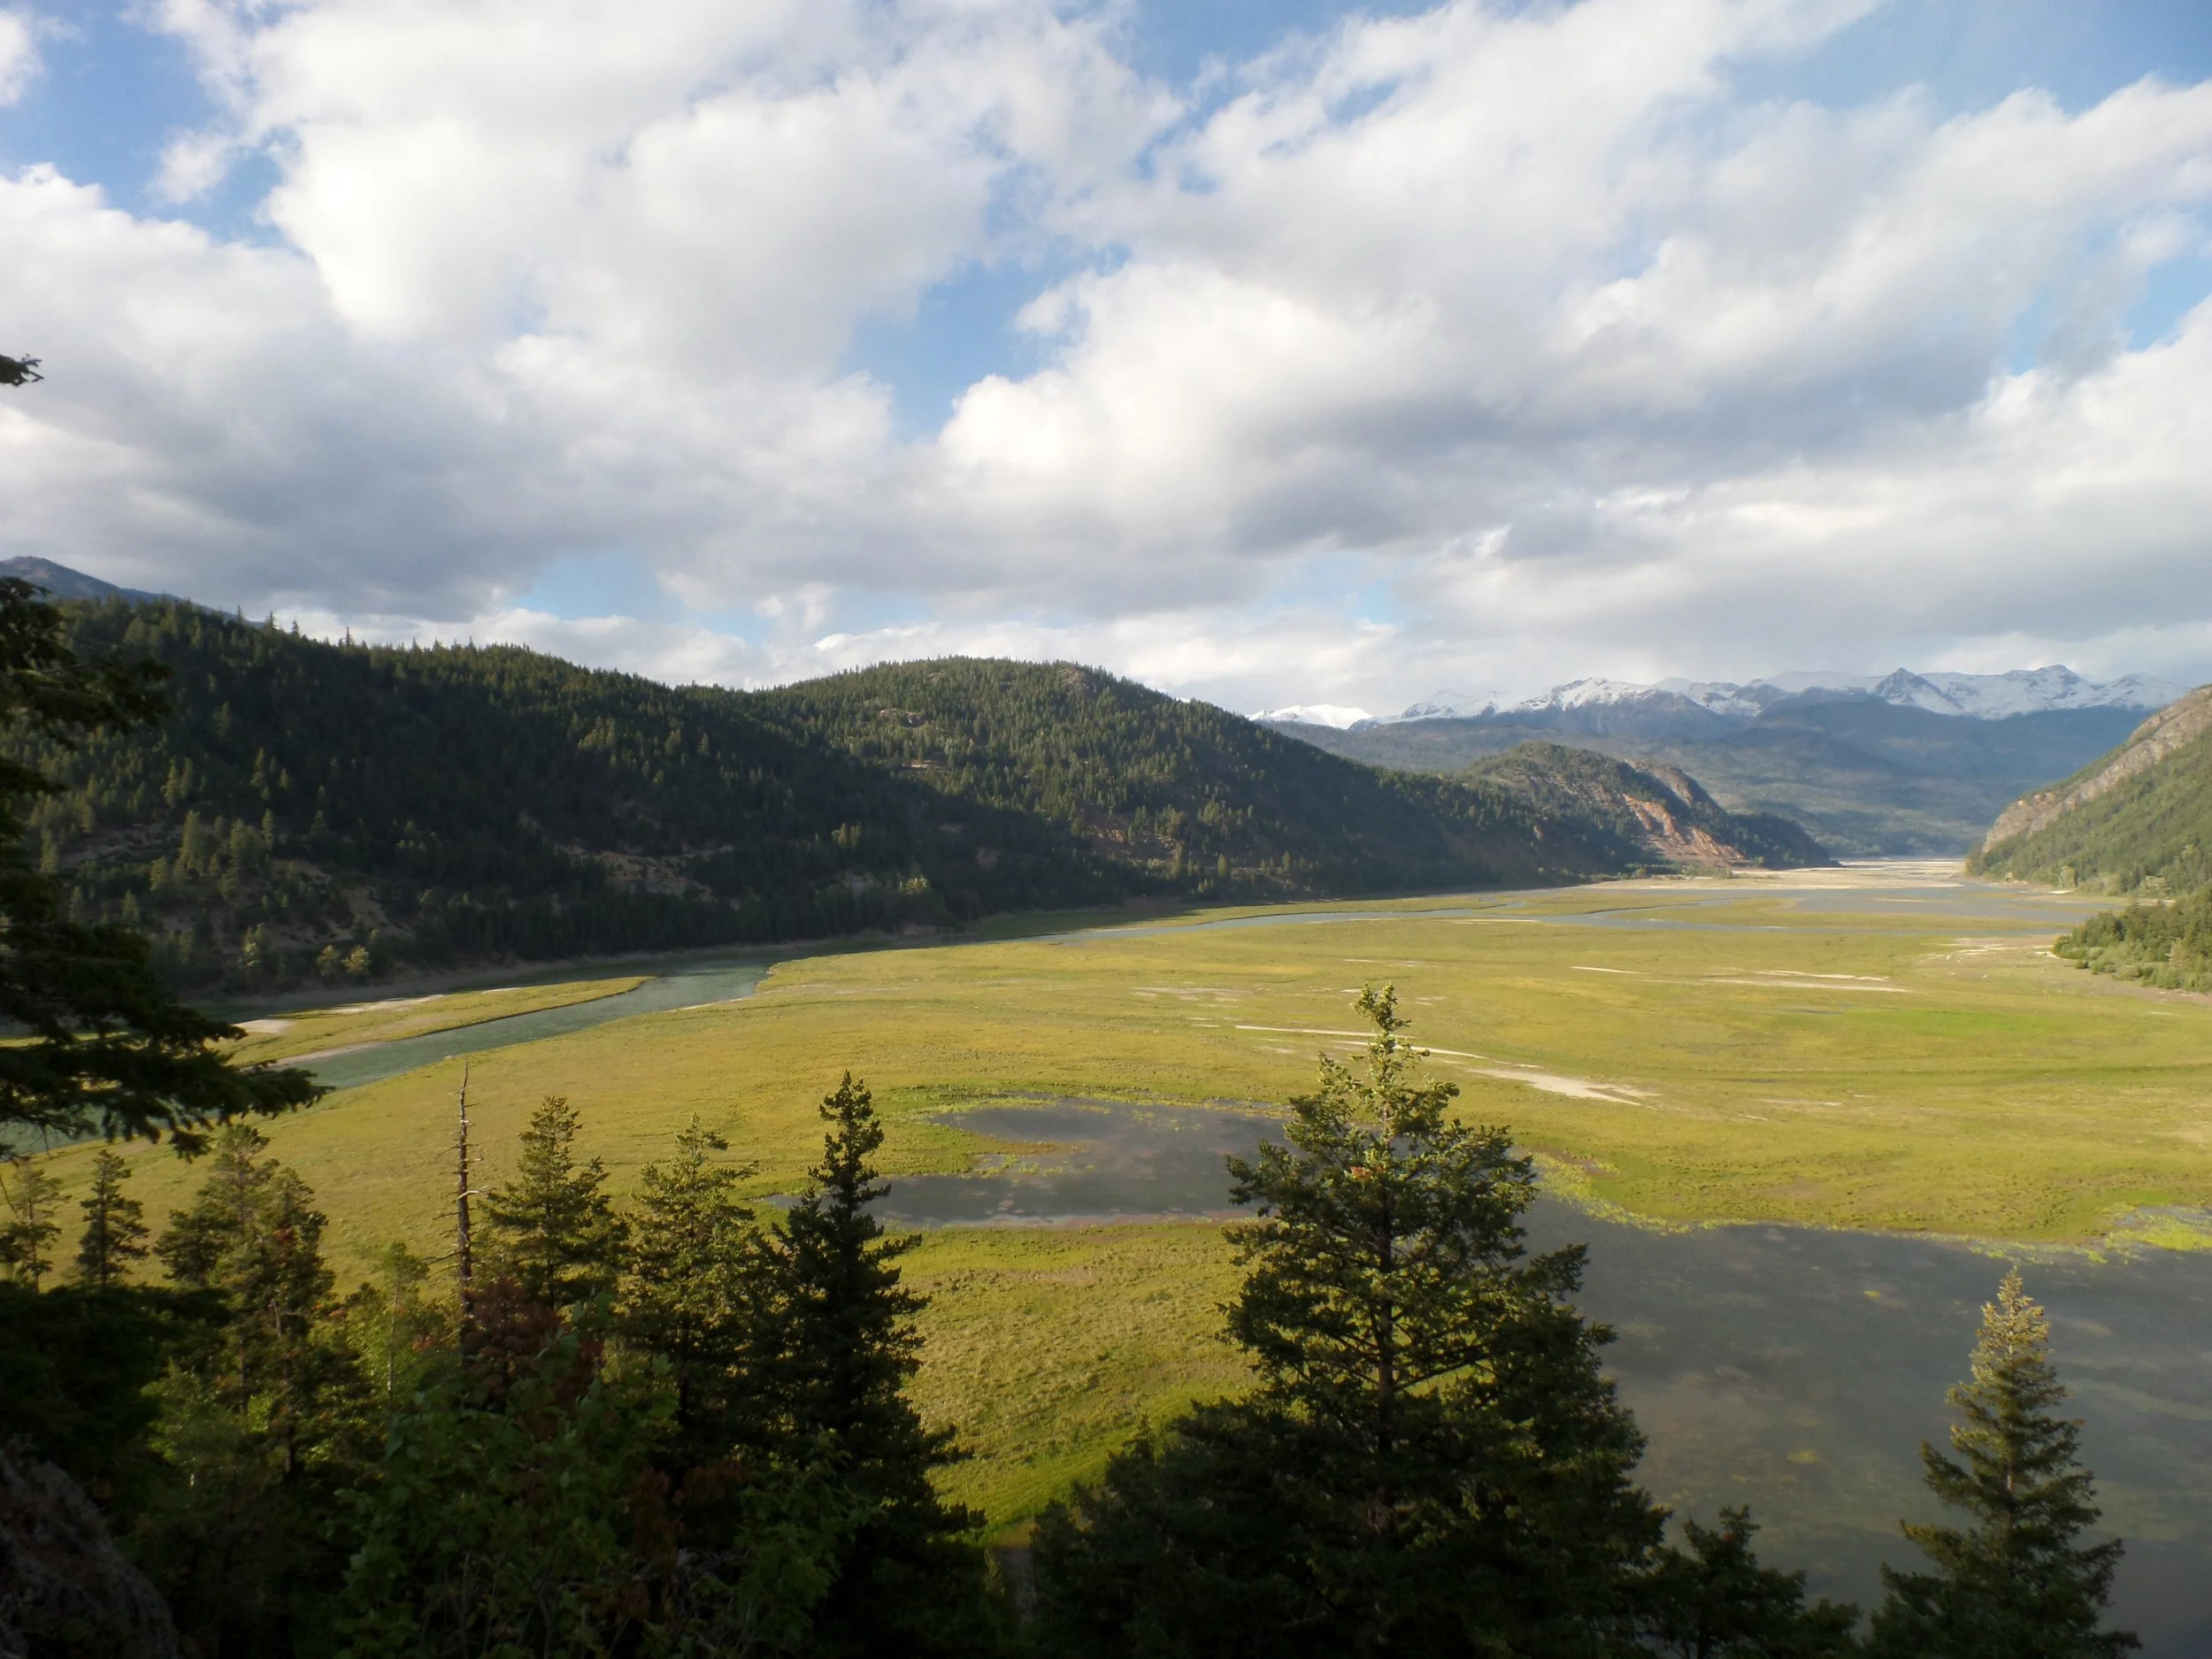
[1263, 674, 2184, 856]
[1260, 666, 2185, 730]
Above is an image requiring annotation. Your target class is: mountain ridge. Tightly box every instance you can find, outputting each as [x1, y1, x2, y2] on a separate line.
[1260, 664, 2184, 730]
[1968, 685, 2212, 893]
[1268, 698, 2150, 857]
[0, 584, 1825, 991]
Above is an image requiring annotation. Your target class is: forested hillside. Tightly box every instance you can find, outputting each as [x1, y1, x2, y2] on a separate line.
[750, 658, 1628, 894]
[11, 602, 1809, 991]
[1969, 686, 2212, 893]
[9, 603, 1133, 987]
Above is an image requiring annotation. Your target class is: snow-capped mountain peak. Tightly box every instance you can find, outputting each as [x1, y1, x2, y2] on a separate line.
[1392, 692, 1488, 720]
[1252, 703, 1374, 729]
[1263, 666, 2189, 729]
[1521, 677, 1662, 711]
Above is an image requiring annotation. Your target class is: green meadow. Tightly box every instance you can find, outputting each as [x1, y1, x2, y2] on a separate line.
[36, 865, 2212, 1525]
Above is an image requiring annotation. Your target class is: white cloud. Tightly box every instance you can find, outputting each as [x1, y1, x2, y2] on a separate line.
[0, 9, 39, 106]
[2, 0, 2211, 713]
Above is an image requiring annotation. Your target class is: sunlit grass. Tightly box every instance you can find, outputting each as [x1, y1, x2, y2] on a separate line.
[34, 870, 2212, 1524]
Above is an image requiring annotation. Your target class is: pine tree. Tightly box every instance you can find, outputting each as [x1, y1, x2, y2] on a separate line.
[618, 1114, 758, 1475]
[340, 1314, 675, 1659]
[0, 1153, 63, 1285]
[754, 1071, 1000, 1657]
[72, 1145, 150, 1287]
[0, 579, 321, 1148]
[480, 1094, 626, 1310]
[142, 1123, 373, 1655]
[1870, 1270, 2137, 1658]
[1033, 986, 1663, 1657]
[1644, 1507, 1860, 1657]
[153, 1124, 364, 1477]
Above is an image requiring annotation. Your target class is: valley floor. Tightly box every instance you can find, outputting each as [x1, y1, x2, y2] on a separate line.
[38, 861, 2212, 1649]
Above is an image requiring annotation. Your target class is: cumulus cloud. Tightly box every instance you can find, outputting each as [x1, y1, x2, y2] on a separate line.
[2, 0, 2210, 709]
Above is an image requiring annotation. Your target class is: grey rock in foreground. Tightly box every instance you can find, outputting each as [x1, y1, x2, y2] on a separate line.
[0, 1441, 178, 1659]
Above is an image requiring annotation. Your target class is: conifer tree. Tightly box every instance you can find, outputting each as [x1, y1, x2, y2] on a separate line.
[341, 1310, 675, 1659]
[143, 1123, 373, 1654]
[1871, 1270, 2137, 1658]
[73, 1145, 150, 1287]
[0, 578, 321, 1148]
[0, 1153, 63, 1285]
[153, 1124, 365, 1478]
[618, 1113, 758, 1475]
[1644, 1507, 1860, 1657]
[1033, 987, 1663, 1657]
[754, 1072, 999, 1657]
[480, 1094, 626, 1310]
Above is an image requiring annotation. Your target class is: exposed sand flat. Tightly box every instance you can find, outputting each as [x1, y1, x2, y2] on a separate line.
[1455, 1062, 1654, 1102]
[1703, 977, 1912, 993]
[327, 995, 446, 1015]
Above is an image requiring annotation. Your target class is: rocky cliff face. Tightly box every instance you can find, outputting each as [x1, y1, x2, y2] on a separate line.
[1463, 741, 1830, 871]
[1981, 686, 2212, 851]
[0, 1443, 178, 1659]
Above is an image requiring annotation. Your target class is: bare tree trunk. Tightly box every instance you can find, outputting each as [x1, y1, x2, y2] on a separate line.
[455, 1063, 473, 1302]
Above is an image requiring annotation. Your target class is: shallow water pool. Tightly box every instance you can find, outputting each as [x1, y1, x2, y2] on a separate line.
[878, 1099, 2212, 1654]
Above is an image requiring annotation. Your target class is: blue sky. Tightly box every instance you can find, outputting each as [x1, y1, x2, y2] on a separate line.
[4, 0, 2212, 714]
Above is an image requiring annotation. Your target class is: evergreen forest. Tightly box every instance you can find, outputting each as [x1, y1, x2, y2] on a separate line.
[0, 997, 2141, 1657]
[2055, 886, 2212, 992]
[3, 598, 1816, 993]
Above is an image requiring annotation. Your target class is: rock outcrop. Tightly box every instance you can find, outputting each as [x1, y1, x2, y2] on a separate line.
[0, 1442, 178, 1659]
[1982, 685, 2212, 851]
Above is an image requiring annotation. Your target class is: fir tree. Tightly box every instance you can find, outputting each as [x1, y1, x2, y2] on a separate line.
[1870, 1270, 2137, 1658]
[0, 579, 321, 1148]
[0, 1153, 63, 1285]
[618, 1114, 758, 1475]
[754, 1072, 1000, 1657]
[1033, 986, 1663, 1657]
[142, 1123, 373, 1655]
[1644, 1507, 1860, 1657]
[480, 1094, 626, 1310]
[153, 1124, 365, 1477]
[72, 1145, 150, 1287]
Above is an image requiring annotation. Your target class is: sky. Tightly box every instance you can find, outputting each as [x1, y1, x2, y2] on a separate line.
[3, 0, 2211, 719]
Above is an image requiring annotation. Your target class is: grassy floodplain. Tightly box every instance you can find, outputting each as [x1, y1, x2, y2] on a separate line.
[35, 863, 2212, 1525]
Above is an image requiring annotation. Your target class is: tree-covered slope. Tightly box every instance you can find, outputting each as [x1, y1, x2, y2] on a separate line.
[8, 607, 1716, 992]
[10, 603, 1133, 987]
[748, 659, 1624, 895]
[1460, 742, 1829, 870]
[1967, 686, 2212, 893]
